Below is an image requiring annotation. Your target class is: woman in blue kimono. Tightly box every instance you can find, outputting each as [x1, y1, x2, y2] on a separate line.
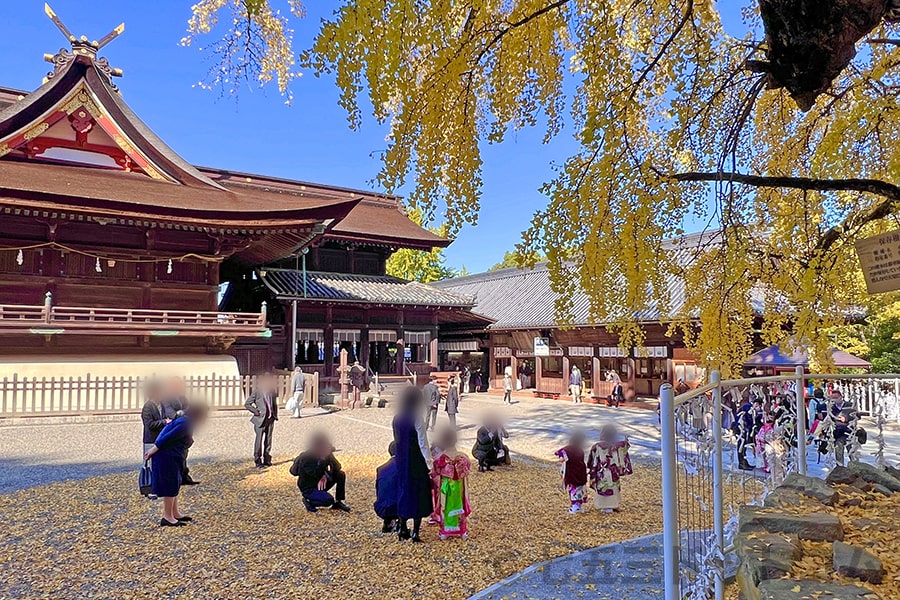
[392, 386, 433, 542]
[144, 403, 208, 527]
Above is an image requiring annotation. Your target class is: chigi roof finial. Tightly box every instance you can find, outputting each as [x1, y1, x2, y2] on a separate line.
[43, 3, 124, 87]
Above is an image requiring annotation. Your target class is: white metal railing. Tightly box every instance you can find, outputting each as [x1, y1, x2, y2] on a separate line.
[0, 372, 318, 416]
[660, 369, 900, 600]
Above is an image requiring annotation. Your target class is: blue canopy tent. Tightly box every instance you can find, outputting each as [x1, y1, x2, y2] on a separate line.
[744, 345, 871, 374]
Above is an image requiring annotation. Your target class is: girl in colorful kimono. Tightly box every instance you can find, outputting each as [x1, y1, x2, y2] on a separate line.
[587, 424, 633, 513]
[427, 441, 445, 525]
[433, 427, 472, 540]
[555, 430, 588, 513]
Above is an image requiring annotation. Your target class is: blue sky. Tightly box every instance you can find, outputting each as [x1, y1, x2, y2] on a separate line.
[0, 0, 581, 273]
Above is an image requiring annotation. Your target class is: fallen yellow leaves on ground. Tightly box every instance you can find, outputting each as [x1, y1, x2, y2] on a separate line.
[0, 455, 664, 599]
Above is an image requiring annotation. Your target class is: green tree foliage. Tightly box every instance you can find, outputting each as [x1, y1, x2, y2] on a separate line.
[489, 250, 545, 271]
[384, 208, 457, 283]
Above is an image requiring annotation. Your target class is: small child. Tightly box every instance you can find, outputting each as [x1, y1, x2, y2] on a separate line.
[427, 440, 445, 525]
[374, 441, 399, 533]
[555, 430, 588, 513]
[432, 427, 472, 540]
[588, 424, 633, 513]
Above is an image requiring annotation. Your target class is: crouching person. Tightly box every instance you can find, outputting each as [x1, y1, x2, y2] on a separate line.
[374, 441, 399, 533]
[290, 432, 351, 513]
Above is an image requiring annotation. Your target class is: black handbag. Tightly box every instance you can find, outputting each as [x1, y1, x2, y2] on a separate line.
[139, 460, 153, 496]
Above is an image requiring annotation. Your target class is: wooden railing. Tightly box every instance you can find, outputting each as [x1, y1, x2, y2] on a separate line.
[0, 300, 267, 335]
[0, 372, 319, 417]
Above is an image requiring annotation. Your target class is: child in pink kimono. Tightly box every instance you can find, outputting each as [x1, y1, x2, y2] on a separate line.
[587, 424, 633, 513]
[432, 427, 472, 540]
[555, 430, 588, 513]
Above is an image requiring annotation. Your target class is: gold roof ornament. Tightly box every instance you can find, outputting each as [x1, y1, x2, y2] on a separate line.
[42, 3, 124, 87]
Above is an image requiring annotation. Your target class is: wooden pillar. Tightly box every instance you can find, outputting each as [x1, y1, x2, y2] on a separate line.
[429, 328, 439, 368]
[360, 328, 370, 370]
[535, 353, 543, 392]
[592, 356, 602, 398]
[284, 301, 295, 368]
[562, 356, 570, 396]
[510, 355, 519, 391]
[324, 306, 334, 377]
[396, 331, 405, 375]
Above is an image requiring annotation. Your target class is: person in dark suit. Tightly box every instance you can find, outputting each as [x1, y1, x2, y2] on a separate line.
[374, 441, 399, 532]
[144, 403, 209, 527]
[245, 373, 279, 468]
[162, 377, 198, 485]
[290, 432, 351, 513]
[141, 379, 168, 453]
[393, 386, 433, 542]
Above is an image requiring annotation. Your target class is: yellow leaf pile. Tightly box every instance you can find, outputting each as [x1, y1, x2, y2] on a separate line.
[0, 455, 664, 599]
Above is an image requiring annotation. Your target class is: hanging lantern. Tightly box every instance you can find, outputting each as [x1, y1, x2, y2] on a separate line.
[16, 249, 23, 266]
[167, 259, 173, 274]
[95, 257, 102, 273]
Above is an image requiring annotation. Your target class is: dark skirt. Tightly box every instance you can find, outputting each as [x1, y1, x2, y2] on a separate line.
[392, 413, 433, 519]
[151, 446, 185, 497]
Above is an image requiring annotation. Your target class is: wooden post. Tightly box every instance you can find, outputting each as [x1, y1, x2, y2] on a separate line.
[339, 348, 349, 408]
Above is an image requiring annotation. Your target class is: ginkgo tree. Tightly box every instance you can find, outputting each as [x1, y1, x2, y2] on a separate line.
[185, 0, 900, 374]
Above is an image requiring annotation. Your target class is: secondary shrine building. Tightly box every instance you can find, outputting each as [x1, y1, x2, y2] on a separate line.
[0, 37, 473, 381]
[433, 234, 715, 401]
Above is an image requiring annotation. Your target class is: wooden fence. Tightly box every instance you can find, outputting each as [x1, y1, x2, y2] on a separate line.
[0, 372, 319, 417]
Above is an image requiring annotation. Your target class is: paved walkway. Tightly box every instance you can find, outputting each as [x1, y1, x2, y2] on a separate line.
[470, 533, 665, 600]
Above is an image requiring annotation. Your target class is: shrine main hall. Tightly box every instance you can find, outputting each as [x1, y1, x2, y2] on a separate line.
[0, 32, 479, 386]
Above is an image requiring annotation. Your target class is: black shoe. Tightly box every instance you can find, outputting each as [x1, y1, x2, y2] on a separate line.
[182, 478, 200, 486]
[159, 518, 186, 527]
[331, 501, 351, 513]
[176, 516, 193, 522]
[485, 465, 494, 472]
[263, 459, 273, 467]
[411, 533, 424, 543]
[303, 498, 318, 513]
[398, 527, 411, 541]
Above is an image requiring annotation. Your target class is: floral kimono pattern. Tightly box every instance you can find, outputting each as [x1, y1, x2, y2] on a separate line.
[555, 445, 588, 508]
[434, 453, 472, 539]
[587, 438, 633, 509]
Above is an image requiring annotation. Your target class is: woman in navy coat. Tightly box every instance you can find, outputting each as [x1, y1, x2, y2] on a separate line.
[144, 403, 208, 527]
[392, 386, 433, 542]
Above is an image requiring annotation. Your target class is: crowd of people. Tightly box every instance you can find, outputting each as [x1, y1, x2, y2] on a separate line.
[697, 383, 867, 473]
[139, 372, 513, 538]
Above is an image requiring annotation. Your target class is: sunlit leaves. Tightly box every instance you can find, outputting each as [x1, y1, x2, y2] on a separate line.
[187, 2, 900, 373]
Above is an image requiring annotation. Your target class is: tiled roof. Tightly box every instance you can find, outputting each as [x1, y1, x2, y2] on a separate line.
[260, 269, 476, 308]
[433, 230, 730, 330]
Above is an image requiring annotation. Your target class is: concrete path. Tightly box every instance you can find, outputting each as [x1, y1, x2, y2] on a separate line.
[469, 533, 666, 600]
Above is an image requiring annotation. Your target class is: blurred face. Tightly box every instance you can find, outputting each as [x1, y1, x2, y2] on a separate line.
[165, 377, 185, 398]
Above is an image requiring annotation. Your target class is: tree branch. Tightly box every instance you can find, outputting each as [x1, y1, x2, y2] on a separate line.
[668, 171, 900, 252]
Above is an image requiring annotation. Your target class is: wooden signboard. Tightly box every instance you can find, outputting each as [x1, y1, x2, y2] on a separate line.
[855, 230, 900, 294]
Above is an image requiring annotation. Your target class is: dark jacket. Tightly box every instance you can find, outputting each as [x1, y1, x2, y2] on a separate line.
[162, 395, 187, 420]
[445, 386, 459, 415]
[374, 458, 399, 519]
[290, 451, 342, 495]
[245, 389, 278, 427]
[472, 426, 500, 461]
[141, 400, 169, 444]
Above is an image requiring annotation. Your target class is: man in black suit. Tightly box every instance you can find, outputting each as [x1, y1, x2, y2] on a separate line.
[245, 372, 279, 468]
[290, 432, 351, 513]
[162, 377, 198, 485]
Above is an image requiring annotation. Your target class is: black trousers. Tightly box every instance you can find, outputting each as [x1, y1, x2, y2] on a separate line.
[253, 421, 274, 464]
[303, 470, 346, 507]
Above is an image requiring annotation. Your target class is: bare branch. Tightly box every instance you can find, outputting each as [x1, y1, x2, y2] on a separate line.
[669, 171, 900, 252]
